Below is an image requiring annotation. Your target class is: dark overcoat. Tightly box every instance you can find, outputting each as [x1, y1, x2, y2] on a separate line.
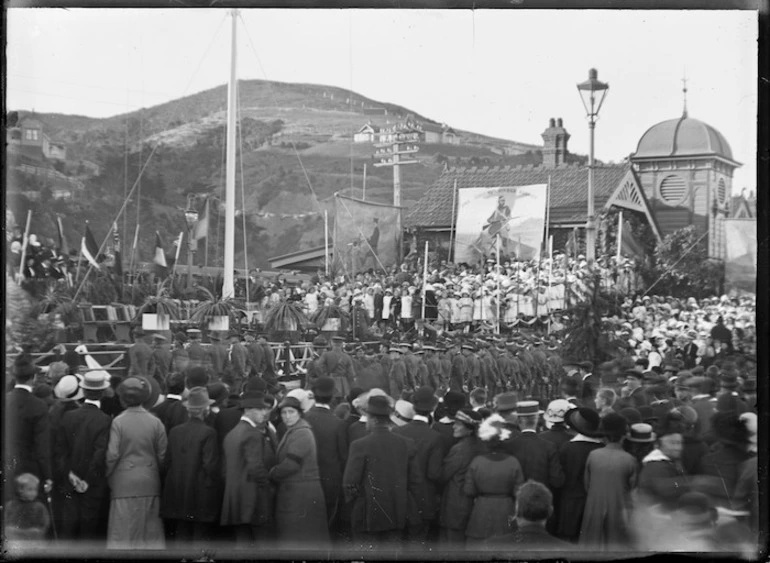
[269, 419, 329, 545]
[220, 420, 277, 527]
[555, 438, 604, 541]
[393, 419, 445, 522]
[4, 387, 52, 482]
[161, 418, 221, 522]
[304, 405, 348, 522]
[342, 426, 422, 533]
[501, 432, 565, 491]
[439, 436, 485, 532]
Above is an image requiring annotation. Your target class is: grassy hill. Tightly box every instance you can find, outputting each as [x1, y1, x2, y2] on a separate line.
[8, 79, 548, 269]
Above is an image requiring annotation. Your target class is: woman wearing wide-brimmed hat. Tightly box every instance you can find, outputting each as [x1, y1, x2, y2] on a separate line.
[269, 396, 329, 547]
[463, 413, 525, 547]
[438, 408, 485, 546]
[579, 412, 637, 551]
[554, 407, 605, 543]
[105, 377, 168, 549]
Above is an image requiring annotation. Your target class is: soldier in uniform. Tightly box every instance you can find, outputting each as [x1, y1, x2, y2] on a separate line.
[127, 328, 155, 378]
[186, 329, 207, 370]
[318, 336, 356, 402]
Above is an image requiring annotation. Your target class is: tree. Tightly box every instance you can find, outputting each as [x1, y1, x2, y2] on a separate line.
[646, 225, 724, 298]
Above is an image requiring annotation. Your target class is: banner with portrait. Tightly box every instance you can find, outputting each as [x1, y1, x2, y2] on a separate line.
[453, 184, 548, 264]
[724, 219, 756, 293]
[334, 194, 401, 274]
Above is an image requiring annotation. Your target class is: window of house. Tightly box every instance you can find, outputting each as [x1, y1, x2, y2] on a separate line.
[717, 178, 726, 204]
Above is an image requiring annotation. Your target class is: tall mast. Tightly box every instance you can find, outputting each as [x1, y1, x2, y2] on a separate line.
[222, 9, 239, 299]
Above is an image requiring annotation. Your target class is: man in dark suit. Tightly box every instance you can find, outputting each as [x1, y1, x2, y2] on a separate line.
[618, 369, 649, 409]
[152, 372, 187, 435]
[393, 386, 445, 546]
[501, 401, 564, 494]
[432, 390, 466, 454]
[56, 371, 112, 541]
[220, 391, 277, 546]
[4, 355, 52, 498]
[578, 361, 596, 404]
[342, 395, 423, 550]
[484, 480, 571, 550]
[304, 377, 348, 539]
[127, 328, 155, 378]
[225, 332, 249, 394]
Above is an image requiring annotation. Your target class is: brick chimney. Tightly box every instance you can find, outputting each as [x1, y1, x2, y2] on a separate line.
[541, 117, 570, 168]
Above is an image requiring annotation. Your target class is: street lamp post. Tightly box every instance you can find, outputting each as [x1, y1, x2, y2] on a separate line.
[577, 68, 609, 265]
[184, 195, 199, 288]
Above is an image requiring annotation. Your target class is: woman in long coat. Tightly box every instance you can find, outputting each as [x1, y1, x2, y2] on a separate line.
[463, 414, 525, 548]
[556, 407, 605, 543]
[105, 377, 167, 549]
[579, 412, 638, 551]
[439, 409, 485, 546]
[269, 396, 329, 547]
[160, 387, 220, 546]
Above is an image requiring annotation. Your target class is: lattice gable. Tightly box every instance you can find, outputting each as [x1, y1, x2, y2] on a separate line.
[604, 169, 662, 241]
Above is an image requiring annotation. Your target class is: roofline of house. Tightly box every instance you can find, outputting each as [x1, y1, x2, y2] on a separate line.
[631, 153, 741, 168]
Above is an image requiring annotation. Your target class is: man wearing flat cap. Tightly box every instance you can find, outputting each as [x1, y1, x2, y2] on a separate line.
[151, 334, 172, 387]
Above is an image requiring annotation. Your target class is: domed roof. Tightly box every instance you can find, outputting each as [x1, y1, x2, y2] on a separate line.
[634, 115, 735, 162]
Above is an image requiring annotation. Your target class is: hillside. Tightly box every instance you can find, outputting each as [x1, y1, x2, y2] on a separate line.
[8, 79, 548, 269]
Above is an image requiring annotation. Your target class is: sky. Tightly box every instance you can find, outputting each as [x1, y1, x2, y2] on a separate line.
[6, 8, 758, 194]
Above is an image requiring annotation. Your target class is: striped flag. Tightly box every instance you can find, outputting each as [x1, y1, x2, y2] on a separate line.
[153, 231, 167, 268]
[81, 222, 100, 269]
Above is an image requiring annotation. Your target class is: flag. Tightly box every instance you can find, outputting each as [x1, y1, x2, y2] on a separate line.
[112, 222, 123, 278]
[81, 222, 101, 269]
[153, 231, 167, 267]
[55, 214, 69, 256]
[620, 219, 645, 258]
[194, 199, 209, 241]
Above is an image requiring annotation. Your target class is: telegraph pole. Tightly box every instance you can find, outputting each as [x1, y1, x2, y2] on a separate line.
[373, 118, 420, 261]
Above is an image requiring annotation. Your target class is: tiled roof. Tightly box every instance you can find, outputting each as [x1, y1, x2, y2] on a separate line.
[405, 163, 631, 228]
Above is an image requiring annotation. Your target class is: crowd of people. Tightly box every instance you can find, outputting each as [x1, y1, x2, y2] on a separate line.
[3, 277, 758, 555]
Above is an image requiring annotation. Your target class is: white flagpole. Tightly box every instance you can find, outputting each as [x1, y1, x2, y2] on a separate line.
[617, 210, 623, 261]
[17, 210, 32, 285]
[222, 9, 239, 299]
[324, 210, 330, 277]
[495, 233, 501, 334]
[172, 231, 184, 276]
[421, 240, 429, 320]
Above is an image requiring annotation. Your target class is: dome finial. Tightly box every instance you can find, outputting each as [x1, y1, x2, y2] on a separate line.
[681, 69, 688, 119]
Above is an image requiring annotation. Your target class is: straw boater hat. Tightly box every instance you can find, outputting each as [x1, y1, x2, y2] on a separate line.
[54, 375, 84, 402]
[516, 400, 544, 417]
[80, 371, 110, 391]
[391, 399, 415, 426]
[627, 423, 656, 443]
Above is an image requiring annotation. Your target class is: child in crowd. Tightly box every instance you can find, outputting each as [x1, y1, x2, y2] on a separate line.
[4, 473, 51, 541]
